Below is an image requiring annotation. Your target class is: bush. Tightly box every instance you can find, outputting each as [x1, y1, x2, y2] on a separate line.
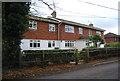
[80, 47, 120, 63]
[104, 42, 120, 47]
[86, 46, 97, 48]
[21, 49, 76, 67]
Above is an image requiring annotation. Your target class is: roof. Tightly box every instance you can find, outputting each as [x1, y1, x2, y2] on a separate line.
[104, 33, 118, 38]
[29, 15, 105, 32]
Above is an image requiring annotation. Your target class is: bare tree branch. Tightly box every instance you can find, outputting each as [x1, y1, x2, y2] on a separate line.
[38, 0, 53, 10]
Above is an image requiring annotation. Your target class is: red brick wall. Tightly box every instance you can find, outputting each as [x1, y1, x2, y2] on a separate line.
[60, 24, 82, 40]
[83, 28, 89, 36]
[105, 37, 116, 43]
[23, 21, 58, 40]
[23, 21, 104, 41]
[92, 29, 96, 35]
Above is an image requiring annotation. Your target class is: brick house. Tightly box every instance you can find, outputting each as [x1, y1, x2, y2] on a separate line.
[20, 15, 105, 51]
[104, 32, 119, 43]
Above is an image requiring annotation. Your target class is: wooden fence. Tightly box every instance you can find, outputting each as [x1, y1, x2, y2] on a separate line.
[19, 47, 120, 67]
[80, 47, 120, 63]
[20, 49, 77, 67]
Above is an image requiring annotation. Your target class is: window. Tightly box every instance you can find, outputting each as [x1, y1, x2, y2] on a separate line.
[49, 24, 55, 32]
[65, 25, 74, 33]
[30, 40, 40, 48]
[88, 29, 92, 36]
[53, 41, 55, 46]
[48, 41, 51, 47]
[65, 41, 74, 47]
[29, 20, 37, 30]
[79, 27, 83, 34]
[48, 41, 55, 47]
[96, 31, 101, 36]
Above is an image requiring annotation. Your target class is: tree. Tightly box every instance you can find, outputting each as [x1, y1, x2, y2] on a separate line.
[2, 2, 30, 69]
[30, 0, 58, 17]
[89, 34, 104, 47]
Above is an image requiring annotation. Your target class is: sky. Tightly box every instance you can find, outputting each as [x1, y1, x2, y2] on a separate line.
[30, 0, 120, 35]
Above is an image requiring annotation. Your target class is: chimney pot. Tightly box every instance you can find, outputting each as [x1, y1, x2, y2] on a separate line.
[89, 23, 93, 27]
[51, 11, 56, 18]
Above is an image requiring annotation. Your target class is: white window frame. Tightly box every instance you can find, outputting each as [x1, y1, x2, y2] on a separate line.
[65, 41, 74, 47]
[29, 20, 37, 30]
[30, 40, 40, 48]
[48, 41, 55, 48]
[65, 25, 74, 33]
[89, 29, 92, 36]
[96, 31, 101, 36]
[49, 24, 55, 32]
[79, 27, 83, 34]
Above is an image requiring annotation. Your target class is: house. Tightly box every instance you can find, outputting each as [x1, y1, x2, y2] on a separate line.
[104, 32, 119, 43]
[20, 13, 105, 51]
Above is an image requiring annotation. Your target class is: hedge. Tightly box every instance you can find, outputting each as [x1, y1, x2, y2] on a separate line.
[80, 47, 120, 63]
[20, 49, 76, 67]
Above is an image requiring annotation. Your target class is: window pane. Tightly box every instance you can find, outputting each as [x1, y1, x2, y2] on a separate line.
[38, 43, 40, 47]
[29, 20, 37, 30]
[30, 43, 32, 47]
[29, 24, 32, 28]
[65, 25, 69, 32]
[69, 42, 72, 47]
[89, 29, 92, 36]
[67, 42, 69, 47]
[65, 43, 67, 47]
[79, 28, 83, 34]
[49, 24, 55, 32]
[53, 41, 55, 46]
[65, 25, 74, 33]
[34, 43, 37, 47]
[48, 41, 51, 47]
[30, 40, 33, 42]
[38, 40, 40, 42]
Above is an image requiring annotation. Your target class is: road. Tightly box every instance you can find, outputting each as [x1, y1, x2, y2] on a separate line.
[39, 62, 119, 79]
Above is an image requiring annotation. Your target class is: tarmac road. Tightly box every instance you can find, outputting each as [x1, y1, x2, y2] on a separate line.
[39, 62, 119, 79]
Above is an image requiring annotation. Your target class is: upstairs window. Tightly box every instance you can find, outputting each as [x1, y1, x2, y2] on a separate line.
[49, 24, 55, 32]
[88, 29, 92, 36]
[65, 41, 74, 47]
[30, 40, 40, 48]
[65, 25, 74, 33]
[29, 20, 37, 30]
[96, 31, 101, 36]
[79, 27, 83, 34]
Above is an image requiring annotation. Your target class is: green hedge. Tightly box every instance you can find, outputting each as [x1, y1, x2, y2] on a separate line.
[104, 42, 120, 47]
[80, 47, 120, 63]
[21, 49, 76, 66]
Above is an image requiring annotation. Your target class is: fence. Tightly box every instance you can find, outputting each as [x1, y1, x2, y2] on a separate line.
[19, 47, 120, 67]
[80, 47, 120, 63]
[20, 49, 76, 67]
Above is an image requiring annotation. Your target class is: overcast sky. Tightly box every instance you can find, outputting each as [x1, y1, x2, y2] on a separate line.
[31, 0, 120, 35]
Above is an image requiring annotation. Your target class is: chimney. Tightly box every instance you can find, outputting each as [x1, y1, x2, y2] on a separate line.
[89, 23, 93, 27]
[51, 10, 56, 18]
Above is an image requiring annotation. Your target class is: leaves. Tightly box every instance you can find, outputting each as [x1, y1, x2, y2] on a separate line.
[89, 34, 104, 47]
[2, 2, 30, 68]
[3, 64, 76, 79]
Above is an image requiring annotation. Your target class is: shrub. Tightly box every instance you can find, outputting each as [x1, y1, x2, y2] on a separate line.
[104, 42, 120, 47]
[86, 46, 97, 48]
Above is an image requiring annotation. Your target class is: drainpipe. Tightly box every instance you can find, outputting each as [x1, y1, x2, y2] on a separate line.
[48, 17, 62, 48]
[58, 22, 62, 48]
